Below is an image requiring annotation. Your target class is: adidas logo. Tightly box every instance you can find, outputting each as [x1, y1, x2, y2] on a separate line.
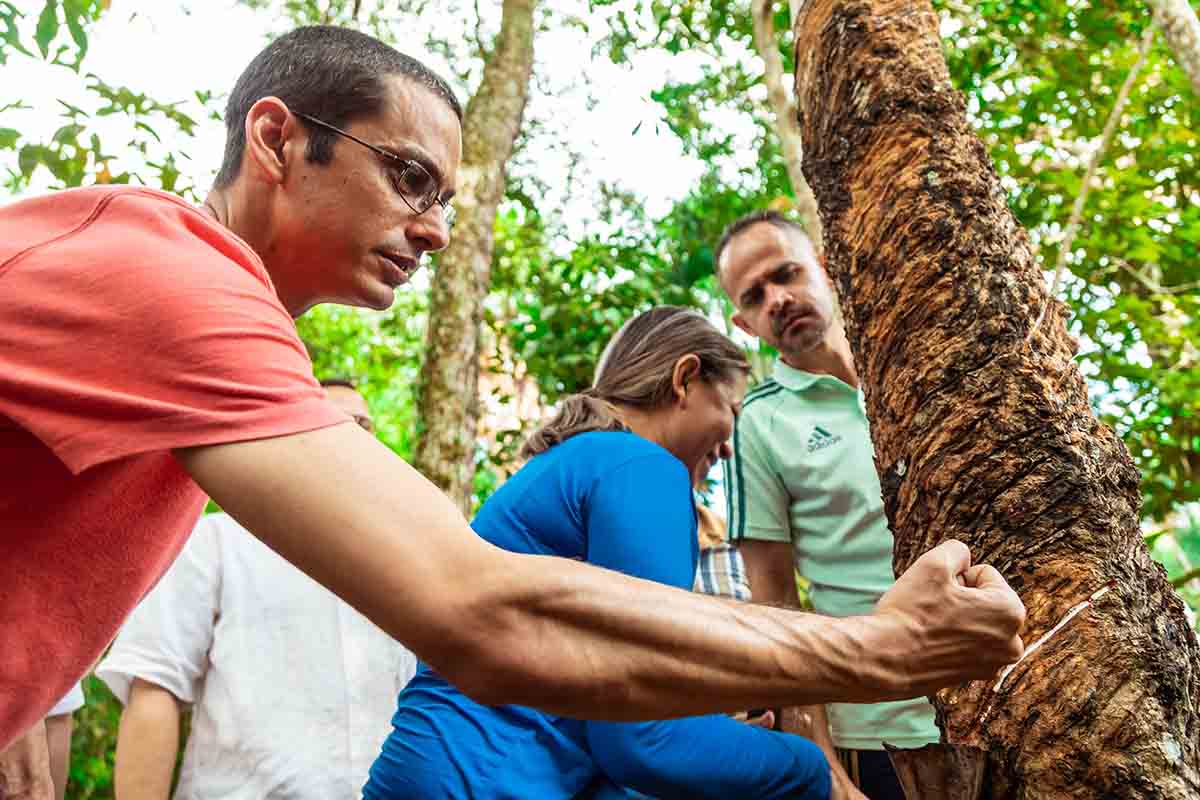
[807, 425, 842, 453]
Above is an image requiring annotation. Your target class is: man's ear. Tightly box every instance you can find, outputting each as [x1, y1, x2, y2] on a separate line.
[671, 354, 702, 404]
[731, 311, 757, 340]
[242, 97, 296, 185]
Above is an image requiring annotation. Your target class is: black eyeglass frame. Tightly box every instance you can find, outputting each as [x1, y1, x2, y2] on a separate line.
[294, 111, 455, 226]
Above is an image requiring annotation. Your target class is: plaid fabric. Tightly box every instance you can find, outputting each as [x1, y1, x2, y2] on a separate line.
[693, 542, 753, 601]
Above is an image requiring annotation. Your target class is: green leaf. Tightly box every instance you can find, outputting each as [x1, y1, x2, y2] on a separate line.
[0, 1, 33, 65]
[17, 143, 46, 178]
[62, 0, 88, 66]
[51, 122, 82, 145]
[0, 126, 18, 149]
[34, 0, 59, 59]
[134, 120, 162, 143]
[1127, 240, 1161, 263]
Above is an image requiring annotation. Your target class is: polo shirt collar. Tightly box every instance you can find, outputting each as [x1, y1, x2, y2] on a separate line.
[773, 359, 867, 415]
[772, 359, 853, 393]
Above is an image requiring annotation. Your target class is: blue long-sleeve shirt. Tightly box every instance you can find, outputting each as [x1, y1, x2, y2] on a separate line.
[363, 431, 831, 800]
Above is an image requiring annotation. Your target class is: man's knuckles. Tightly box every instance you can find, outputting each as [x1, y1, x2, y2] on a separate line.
[1005, 635, 1025, 661]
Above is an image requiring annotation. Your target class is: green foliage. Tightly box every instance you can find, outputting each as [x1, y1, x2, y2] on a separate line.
[4, 81, 207, 195]
[297, 292, 430, 460]
[491, 199, 695, 403]
[238, 0, 492, 87]
[66, 677, 118, 799]
[1, 1, 1197, 793]
[1148, 504, 1200, 626]
[613, 0, 1200, 521]
[934, 0, 1199, 519]
[0, 0, 104, 69]
[0, 1, 214, 197]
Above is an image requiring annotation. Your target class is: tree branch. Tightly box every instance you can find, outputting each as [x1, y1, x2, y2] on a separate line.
[1147, 0, 1200, 97]
[1114, 259, 1200, 295]
[474, 0, 489, 60]
[1029, 26, 1155, 339]
[750, 0, 823, 249]
[1174, 567, 1200, 589]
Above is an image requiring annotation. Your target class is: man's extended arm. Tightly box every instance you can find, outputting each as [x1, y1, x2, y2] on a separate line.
[113, 680, 180, 800]
[175, 421, 1025, 721]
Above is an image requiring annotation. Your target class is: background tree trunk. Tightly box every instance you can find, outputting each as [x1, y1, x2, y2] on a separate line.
[791, 0, 1200, 795]
[413, 0, 536, 514]
[750, 0, 823, 248]
[1148, 0, 1200, 98]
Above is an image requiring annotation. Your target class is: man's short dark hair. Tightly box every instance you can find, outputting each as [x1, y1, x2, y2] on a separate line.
[214, 25, 463, 187]
[318, 376, 359, 392]
[712, 210, 813, 280]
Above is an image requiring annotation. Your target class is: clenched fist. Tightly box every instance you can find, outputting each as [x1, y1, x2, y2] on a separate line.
[873, 540, 1025, 697]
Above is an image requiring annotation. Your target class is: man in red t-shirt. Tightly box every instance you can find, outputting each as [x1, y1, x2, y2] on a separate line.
[0, 22, 1026, 772]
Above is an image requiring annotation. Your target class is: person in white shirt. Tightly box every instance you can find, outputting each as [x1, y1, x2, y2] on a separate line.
[97, 379, 416, 800]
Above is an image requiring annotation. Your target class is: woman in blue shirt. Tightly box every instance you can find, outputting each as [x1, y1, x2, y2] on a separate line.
[364, 306, 831, 800]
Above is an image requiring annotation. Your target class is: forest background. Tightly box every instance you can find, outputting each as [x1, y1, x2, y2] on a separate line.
[0, 0, 1197, 795]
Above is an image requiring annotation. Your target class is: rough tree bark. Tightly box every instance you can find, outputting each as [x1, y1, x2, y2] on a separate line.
[1148, 0, 1200, 98]
[413, 0, 536, 514]
[791, 0, 1200, 796]
[750, 0, 823, 247]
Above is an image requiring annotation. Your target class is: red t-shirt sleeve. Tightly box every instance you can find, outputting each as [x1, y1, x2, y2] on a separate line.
[0, 188, 347, 473]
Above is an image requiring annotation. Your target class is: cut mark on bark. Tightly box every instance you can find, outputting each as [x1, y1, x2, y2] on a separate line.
[974, 583, 1114, 732]
[993, 583, 1113, 692]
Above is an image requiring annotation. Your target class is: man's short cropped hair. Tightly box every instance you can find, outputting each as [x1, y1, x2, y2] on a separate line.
[318, 376, 359, 392]
[214, 25, 463, 187]
[712, 210, 813, 280]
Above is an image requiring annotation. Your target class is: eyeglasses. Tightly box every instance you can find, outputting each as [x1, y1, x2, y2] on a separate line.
[294, 112, 455, 227]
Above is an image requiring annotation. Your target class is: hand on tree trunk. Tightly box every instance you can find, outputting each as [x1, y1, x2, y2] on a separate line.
[874, 540, 1025, 696]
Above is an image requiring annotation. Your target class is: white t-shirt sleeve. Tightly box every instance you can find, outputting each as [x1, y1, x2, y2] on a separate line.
[395, 648, 418, 697]
[46, 683, 85, 717]
[96, 515, 223, 706]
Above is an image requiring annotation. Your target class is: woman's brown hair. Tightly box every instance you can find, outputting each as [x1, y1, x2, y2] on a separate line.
[521, 306, 749, 458]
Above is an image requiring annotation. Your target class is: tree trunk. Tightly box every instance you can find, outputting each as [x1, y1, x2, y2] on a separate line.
[791, 0, 1200, 796]
[1148, 0, 1200, 98]
[413, 0, 536, 515]
[750, 0, 823, 248]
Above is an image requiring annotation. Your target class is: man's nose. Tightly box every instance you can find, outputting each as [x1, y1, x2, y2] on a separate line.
[765, 284, 793, 313]
[408, 208, 451, 254]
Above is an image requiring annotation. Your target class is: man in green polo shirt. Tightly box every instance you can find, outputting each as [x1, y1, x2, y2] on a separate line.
[716, 210, 938, 800]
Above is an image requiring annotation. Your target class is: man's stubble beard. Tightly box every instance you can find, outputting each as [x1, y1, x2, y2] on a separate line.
[778, 319, 830, 362]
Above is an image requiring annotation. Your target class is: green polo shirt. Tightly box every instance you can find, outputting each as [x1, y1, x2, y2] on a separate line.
[724, 359, 938, 750]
